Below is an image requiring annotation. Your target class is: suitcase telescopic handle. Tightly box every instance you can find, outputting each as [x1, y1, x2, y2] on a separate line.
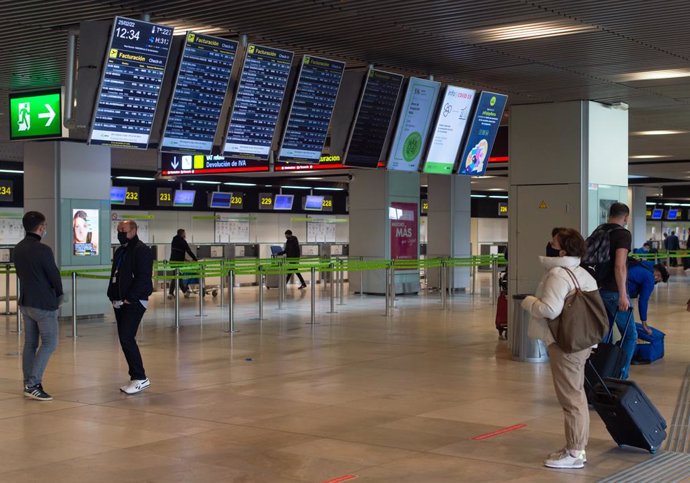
[606, 308, 634, 344]
[586, 359, 613, 398]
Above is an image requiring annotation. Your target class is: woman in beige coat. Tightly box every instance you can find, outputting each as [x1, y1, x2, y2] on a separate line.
[521, 227, 599, 470]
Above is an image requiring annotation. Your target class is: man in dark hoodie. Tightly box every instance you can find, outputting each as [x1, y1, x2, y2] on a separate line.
[168, 228, 197, 299]
[108, 220, 153, 395]
[14, 211, 63, 401]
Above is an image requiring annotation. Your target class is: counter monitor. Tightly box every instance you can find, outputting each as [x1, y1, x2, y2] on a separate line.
[273, 194, 294, 211]
[173, 189, 196, 207]
[110, 186, 127, 204]
[304, 195, 325, 211]
[210, 191, 232, 209]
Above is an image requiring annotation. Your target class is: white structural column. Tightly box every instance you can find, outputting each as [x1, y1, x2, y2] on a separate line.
[426, 174, 471, 291]
[509, 100, 628, 303]
[349, 169, 421, 295]
[629, 186, 648, 249]
[24, 141, 112, 317]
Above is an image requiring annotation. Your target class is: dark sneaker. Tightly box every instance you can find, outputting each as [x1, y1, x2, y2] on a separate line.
[298, 284, 307, 289]
[24, 384, 53, 401]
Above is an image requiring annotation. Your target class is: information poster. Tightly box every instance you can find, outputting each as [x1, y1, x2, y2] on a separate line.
[89, 17, 173, 149]
[390, 202, 418, 260]
[345, 68, 404, 168]
[279, 56, 345, 163]
[457, 92, 507, 176]
[223, 44, 293, 160]
[423, 86, 476, 174]
[387, 78, 440, 172]
[72, 209, 99, 256]
[161, 33, 238, 153]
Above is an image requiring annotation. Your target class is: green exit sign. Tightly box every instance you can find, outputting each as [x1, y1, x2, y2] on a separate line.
[9, 89, 63, 140]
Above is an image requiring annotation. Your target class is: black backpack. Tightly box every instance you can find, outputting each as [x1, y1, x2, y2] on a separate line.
[582, 224, 624, 284]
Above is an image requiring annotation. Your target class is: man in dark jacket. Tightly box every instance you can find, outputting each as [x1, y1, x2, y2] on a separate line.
[665, 231, 680, 266]
[168, 228, 197, 298]
[14, 211, 63, 401]
[108, 220, 153, 395]
[278, 229, 306, 288]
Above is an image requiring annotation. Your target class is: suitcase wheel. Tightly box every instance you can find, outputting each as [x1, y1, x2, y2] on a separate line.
[650, 447, 657, 454]
[212, 290, 218, 297]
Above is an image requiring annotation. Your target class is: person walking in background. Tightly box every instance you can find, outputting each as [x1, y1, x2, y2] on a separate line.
[522, 228, 598, 470]
[278, 229, 307, 288]
[665, 231, 680, 267]
[109, 220, 153, 395]
[14, 211, 63, 401]
[168, 228, 197, 299]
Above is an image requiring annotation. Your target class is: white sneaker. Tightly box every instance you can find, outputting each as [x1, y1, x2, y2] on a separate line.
[544, 449, 585, 469]
[119, 378, 150, 395]
[183, 291, 192, 298]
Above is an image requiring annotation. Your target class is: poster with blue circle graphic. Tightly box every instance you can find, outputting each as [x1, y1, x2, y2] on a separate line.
[457, 92, 507, 176]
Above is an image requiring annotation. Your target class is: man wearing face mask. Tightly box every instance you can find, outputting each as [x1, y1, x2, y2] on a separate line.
[108, 220, 153, 395]
[14, 211, 63, 400]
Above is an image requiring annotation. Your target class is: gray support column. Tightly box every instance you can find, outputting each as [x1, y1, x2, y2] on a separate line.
[427, 174, 471, 292]
[24, 141, 112, 318]
[349, 169, 420, 295]
[630, 186, 648, 249]
[509, 101, 628, 322]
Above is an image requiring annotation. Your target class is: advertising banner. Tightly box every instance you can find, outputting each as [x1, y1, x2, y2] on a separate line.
[72, 209, 99, 256]
[457, 92, 507, 176]
[390, 202, 418, 260]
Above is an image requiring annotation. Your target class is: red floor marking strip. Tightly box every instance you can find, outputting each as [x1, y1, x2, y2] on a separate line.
[472, 424, 527, 441]
[322, 475, 358, 483]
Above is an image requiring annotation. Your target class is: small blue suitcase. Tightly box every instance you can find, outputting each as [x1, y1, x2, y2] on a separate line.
[633, 323, 665, 364]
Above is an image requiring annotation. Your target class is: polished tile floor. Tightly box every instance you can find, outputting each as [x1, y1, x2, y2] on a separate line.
[0, 272, 688, 482]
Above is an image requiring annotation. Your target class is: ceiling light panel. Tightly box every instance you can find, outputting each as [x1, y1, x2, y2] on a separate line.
[468, 20, 598, 43]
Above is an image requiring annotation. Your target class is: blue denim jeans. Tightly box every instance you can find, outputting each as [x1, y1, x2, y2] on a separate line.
[21, 306, 59, 387]
[599, 290, 637, 379]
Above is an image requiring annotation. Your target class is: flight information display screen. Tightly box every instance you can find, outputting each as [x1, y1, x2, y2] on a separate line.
[161, 33, 238, 153]
[345, 68, 404, 168]
[89, 17, 173, 149]
[423, 85, 476, 175]
[223, 44, 294, 160]
[387, 77, 441, 172]
[278, 56, 345, 163]
[457, 91, 508, 176]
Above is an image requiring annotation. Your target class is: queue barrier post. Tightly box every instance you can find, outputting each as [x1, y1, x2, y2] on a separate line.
[338, 259, 345, 306]
[491, 256, 498, 305]
[5, 264, 10, 315]
[15, 277, 21, 335]
[219, 260, 225, 308]
[359, 256, 364, 298]
[440, 260, 447, 310]
[70, 271, 78, 338]
[327, 262, 336, 314]
[226, 270, 238, 333]
[258, 267, 265, 321]
[174, 268, 180, 329]
[278, 259, 285, 310]
[309, 266, 317, 324]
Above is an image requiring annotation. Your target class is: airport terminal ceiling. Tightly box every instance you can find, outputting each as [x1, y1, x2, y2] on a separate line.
[1, 0, 690, 186]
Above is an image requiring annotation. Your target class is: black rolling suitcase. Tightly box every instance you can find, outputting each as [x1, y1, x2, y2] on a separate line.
[584, 309, 633, 403]
[587, 361, 667, 453]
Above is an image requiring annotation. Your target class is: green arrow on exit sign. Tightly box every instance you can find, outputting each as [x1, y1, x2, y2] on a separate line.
[9, 89, 63, 140]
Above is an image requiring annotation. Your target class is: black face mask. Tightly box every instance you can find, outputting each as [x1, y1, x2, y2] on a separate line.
[117, 232, 129, 245]
[545, 243, 561, 257]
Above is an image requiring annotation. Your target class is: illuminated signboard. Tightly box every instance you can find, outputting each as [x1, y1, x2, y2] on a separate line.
[422, 85, 476, 175]
[9, 89, 63, 140]
[274, 154, 346, 171]
[258, 192, 274, 210]
[124, 186, 140, 206]
[278, 56, 345, 163]
[89, 17, 173, 149]
[421, 199, 428, 214]
[344, 68, 404, 168]
[157, 187, 173, 207]
[0, 180, 13, 202]
[161, 33, 238, 153]
[387, 77, 441, 172]
[498, 202, 508, 217]
[160, 153, 269, 175]
[223, 44, 294, 161]
[457, 91, 508, 176]
[322, 195, 333, 212]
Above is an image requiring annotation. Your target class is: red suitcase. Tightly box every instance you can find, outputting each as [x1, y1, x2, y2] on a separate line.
[495, 292, 508, 339]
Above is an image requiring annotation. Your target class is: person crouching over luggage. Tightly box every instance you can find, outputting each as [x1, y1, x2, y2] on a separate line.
[521, 228, 598, 469]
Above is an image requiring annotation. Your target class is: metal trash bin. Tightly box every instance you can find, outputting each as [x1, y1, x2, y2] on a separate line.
[510, 294, 549, 363]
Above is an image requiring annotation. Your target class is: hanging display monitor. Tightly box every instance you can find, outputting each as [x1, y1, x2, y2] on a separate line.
[72, 209, 99, 257]
[160, 153, 269, 175]
[210, 191, 232, 209]
[157, 187, 173, 207]
[110, 186, 127, 204]
[304, 195, 325, 211]
[89, 17, 174, 149]
[278, 56, 345, 163]
[161, 33, 238, 153]
[223, 44, 294, 161]
[273, 194, 294, 210]
[457, 91, 508, 176]
[386, 77, 441, 172]
[173, 189, 196, 207]
[344, 68, 404, 168]
[422, 85, 476, 175]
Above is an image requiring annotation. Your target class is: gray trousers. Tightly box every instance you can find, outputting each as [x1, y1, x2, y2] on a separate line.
[21, 306, 59, 387]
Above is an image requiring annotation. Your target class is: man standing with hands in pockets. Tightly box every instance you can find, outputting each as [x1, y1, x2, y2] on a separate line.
[108, 220, 153, 394]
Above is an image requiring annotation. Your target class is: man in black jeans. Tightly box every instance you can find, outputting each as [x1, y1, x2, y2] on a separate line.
[278, 229, 307, 288]
[14, 211, 63, 401]
[168, 228, 197, 299]
[108, 220, 153, 395]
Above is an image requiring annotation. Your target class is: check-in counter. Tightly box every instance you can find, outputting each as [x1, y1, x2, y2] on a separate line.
[227, 243, 259, 286]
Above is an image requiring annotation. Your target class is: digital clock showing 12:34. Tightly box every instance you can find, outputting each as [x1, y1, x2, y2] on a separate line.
[0, 180, 13, 202]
